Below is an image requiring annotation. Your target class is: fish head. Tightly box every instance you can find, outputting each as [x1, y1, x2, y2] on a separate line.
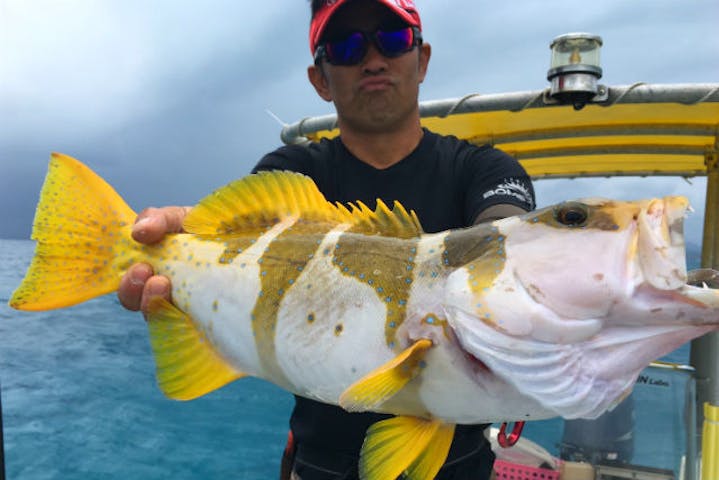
[446, 195, 719, 336]
[443, 196, 719, 419]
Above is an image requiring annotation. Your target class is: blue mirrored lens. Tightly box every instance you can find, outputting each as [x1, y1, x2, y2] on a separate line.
[375, 28, 414, 57]
[326, 32, 367, 65]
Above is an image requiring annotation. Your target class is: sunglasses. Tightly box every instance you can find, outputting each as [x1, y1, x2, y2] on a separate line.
[314, 26, 422, 66]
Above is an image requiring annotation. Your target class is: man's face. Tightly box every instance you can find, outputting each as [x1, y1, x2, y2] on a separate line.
[309, 1, 430, 134]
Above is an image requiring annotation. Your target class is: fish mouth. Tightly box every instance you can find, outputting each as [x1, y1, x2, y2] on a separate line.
[680, 268, 719, 307]
[635, 197, 719, 311]
[635, 196, 689, 291]
[623, 197, 719, 323]
[687, 268, 719, 288]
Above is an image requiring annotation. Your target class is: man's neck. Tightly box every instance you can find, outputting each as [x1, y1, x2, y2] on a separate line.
[338, 120, 424, 170]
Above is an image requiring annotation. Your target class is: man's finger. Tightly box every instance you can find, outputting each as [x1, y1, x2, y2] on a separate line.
[118, 263, 154, 311]
[140, 275, 172, 315]
[132, 206, 191, 244]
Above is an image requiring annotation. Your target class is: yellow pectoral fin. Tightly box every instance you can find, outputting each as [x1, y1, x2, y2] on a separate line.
[339, 339, 433, 412]
[359, 416, 455, 480]
[146, 297, 246, 401]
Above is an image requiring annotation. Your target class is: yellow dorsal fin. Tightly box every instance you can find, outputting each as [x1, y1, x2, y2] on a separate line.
[340, 339, 433, 412]
[146, 297, 246, 400]
[183, 170, 351, 235]
[348, 200, 422, 238]
[182, 170, 423, 237]
[359, 416, 455, 480]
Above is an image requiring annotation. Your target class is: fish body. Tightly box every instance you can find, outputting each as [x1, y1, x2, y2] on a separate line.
[10, 154, 719, 479]
[140, 228, 549, 423]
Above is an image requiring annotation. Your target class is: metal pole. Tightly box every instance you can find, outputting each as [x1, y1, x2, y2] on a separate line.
[704, 403, 719, 480]
[686, 374, 698, 480]
[690, 139, 719, 471]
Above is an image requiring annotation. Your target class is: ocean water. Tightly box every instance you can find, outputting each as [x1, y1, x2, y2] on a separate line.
[0, 238, 700, 479]
[0, 240, 293, 479]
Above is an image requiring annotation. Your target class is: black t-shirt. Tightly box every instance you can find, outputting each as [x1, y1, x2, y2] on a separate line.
[255, 129, 534, 233]
[252, 129, 535, 463]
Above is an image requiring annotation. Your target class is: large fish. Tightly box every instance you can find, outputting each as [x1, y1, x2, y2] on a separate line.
[10, 153, 719, 479]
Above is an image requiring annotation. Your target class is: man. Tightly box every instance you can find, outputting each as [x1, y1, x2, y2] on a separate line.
[118, 1, 535, 478]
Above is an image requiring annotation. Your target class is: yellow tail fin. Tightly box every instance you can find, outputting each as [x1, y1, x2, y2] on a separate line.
[10, 153, 140, 311]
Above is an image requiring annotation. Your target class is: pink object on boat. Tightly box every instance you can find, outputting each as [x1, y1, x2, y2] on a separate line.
[493, 459, 560, 480]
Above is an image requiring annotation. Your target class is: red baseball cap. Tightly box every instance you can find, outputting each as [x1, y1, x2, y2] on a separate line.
[309, 0, 422, 53]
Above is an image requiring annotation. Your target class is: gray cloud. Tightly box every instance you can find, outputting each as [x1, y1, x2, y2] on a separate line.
[1, 0, 717, 239]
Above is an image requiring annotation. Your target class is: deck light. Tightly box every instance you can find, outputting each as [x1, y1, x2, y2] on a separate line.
[547, 33, 604, 110]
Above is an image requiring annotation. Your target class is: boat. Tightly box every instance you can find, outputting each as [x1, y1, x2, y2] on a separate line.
[278, 33, 719, 480]
[1, 32, 712, 480]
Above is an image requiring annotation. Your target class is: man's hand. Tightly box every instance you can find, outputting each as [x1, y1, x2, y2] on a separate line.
[117, 206, 191, 314]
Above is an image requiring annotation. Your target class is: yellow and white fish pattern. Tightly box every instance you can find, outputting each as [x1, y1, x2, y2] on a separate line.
[10, 153, 719, 480]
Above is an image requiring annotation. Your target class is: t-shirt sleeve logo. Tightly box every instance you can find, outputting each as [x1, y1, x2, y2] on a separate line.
[482, 177, 535, 210]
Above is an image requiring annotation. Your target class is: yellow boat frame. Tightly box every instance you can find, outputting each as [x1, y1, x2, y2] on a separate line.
[280, 82, 719, 477]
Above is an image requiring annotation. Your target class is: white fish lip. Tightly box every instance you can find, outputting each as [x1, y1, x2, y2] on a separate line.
[637, 196, 689, 290]
[635, 196, 719, 312]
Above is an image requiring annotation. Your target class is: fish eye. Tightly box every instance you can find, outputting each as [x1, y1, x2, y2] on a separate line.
[555, 202, 588, 227]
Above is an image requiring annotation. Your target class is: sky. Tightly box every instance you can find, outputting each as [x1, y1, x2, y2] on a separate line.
[1, 0, 718, 242]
